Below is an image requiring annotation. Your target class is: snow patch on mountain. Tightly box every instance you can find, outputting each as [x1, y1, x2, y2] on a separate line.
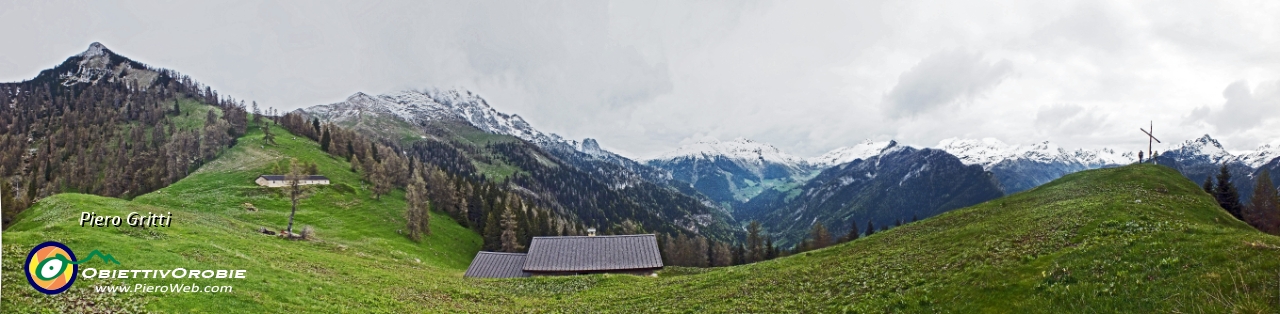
[1166, 135, 1235, 164]
[809, 140, 894, 168]
[1236, 144, 1280, 169]
[649, 137, 810, 168]
[937, 137, 1135, 170]
[79, 42, 107, 58]
[306, 89, 604, 150]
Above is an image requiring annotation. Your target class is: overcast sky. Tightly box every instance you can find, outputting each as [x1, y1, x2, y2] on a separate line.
[2, 0, 1278, 158]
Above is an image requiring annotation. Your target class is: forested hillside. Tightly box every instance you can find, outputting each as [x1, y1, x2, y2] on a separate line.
[0, 43, 247, 227]
[275, 113, 746, 265]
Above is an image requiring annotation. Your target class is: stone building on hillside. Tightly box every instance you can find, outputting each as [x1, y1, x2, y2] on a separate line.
[255, 175, 330, 187]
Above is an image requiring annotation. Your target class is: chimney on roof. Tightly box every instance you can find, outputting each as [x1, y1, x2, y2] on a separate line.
[587, 228, 597, 237]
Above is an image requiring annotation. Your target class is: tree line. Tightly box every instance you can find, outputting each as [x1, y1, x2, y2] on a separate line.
[277, 113, 593, 252]
[1204, 165, 1280, 235]
[0, 65, 247, 228]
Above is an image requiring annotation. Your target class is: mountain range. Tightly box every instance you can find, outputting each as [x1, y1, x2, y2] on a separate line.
[298, 87, 1280, 248]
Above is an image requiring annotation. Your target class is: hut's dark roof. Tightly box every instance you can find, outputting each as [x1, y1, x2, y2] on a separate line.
[522, 234, 663, 272]
[258, 175, 329, 181]
[463, 252, 530, 278]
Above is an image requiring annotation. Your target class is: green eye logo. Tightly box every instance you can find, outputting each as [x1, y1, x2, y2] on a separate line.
[24, 241, 120, 295]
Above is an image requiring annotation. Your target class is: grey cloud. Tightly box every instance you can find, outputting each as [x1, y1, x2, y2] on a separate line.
[1193, 80, 1280, 133]
[2, 1, 1278, 156]
[1035, 103, 1109, 137]
[883, 50, 1012, 119]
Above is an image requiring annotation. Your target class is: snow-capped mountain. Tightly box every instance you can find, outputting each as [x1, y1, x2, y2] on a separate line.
[1237, 144, 1280, 169]
[937, 138, 1134, 170]
[306, 89, 571, 146]
[808, 140, 895, 168]
[1154, 134, 1280, 203]
[42, 42, 158, 89]
[740, 141, 1003, 246]
[301, 89, 680, 188]
[934, 138, 1136, 194]
[646, 138, 817, 209]
[650, 138, 811, 169]
[1161, 135, 1235, 165]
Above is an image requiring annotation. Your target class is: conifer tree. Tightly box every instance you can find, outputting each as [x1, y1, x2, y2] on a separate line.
[370, 162, 392, 200]
[746, 220, 764, 263]
[1214, 164, 1244, 220]
[843, 219, 860, 242]
[1244, 170, 1279, 235]
[866, 220, 876, 237]
[764, 237, 777, 260]
[500, 208, 523, 252]
[1203, 176, 1214, 195]
[405, 169, 431, 241]
[711, 242, 733, 267]
[483, 199, 504, 251]
[810, 223, 832, 249]
[262, 124, 276, 145]
[320, 127, 331, 153]
[251, 101, 261, 124]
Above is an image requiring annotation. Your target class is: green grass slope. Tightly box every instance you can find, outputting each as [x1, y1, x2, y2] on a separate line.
[494, 164, 1280, 312]
[2, 122, 488, 312]
[5, 137, 1279, 312]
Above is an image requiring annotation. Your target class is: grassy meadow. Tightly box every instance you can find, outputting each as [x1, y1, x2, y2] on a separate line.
[3, 116, 1279, 313]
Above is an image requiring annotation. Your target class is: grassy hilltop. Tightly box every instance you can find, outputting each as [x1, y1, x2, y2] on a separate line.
[4, 116, 1280, 312]
[2, 122, 487, 312]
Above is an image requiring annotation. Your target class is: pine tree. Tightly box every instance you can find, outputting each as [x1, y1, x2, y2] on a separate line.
[483, 199, 504, 251]
[500, 207, 524, 252]
[405, 170, 431, 241]
[866, 220, 876, 237]
[311, 118, 321, 138]
[251, 101, 261, 124]
[1244, 170, 1279, 235]
[173, 99, 180, 115]
[1203, 176, 1214, 195]
[262, 124, 276, 145]
[843, 219, 860, 242]
[764, 237, 777, 260]
[1214, 164, 1244, 220]
[733, 243, 746, 265]
[370, 162, 392, 200]
[711, 242, 733, 267]
[746, 220, 764, 263]
[810, 223, 832, 249]
[320, 127, 331, 153]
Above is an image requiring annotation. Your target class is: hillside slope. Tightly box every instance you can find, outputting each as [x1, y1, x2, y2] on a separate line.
[5, 150, 1278, 312]
[501, 164, 1280, 312]
[1, 122, 486, 312]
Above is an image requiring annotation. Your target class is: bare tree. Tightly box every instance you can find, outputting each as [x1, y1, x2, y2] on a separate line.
[285, 158, 308, 236]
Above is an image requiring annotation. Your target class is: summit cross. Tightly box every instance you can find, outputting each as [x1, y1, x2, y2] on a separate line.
[1139, 121, 1161, 163]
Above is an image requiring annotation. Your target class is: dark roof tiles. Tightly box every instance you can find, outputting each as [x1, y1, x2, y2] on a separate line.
[463, 252, 530, 278]
[522, 234, 663, 272]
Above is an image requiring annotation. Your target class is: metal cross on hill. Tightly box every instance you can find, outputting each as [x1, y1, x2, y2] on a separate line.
[1140, 121, 1160, 163]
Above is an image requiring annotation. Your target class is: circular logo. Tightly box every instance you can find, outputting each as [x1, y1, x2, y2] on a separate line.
[25, 241, 78, 295]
